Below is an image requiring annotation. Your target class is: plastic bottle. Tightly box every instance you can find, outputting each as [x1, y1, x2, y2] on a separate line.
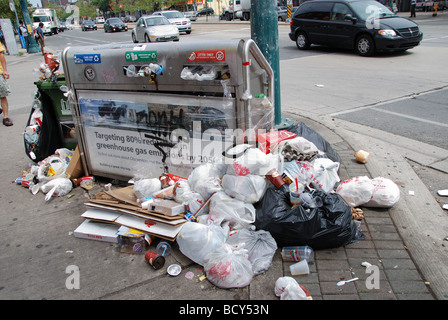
[281, 245, 314, 262]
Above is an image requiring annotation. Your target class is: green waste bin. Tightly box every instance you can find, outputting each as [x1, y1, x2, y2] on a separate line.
[34, 75, 77, 151]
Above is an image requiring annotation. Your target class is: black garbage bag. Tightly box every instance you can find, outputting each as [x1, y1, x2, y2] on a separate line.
[288, 122, 341, 165]
[24, 89, 63, 162]
[254, 185, 365, 249]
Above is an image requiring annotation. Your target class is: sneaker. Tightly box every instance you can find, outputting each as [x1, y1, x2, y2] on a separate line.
[3, 117, 13, 126]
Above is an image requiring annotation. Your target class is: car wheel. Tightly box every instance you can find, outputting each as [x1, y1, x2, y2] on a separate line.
[295, 31, 310, 50]
[145, 34, 151, 43]
[132, 33, 138, 43]
[243, 12, 250, 21]
[355, 34, 375, 57]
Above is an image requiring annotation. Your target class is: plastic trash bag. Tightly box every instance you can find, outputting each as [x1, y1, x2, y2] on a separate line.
[275, 277, 312, 300]
[288, 122, 341, 165]
[40, 177, 73, 201]
[204, 243, 253, 288]
[282, 161, 314, 186]
[229, 147, 270, 176]
[188, 163, 226, 200]
[309, 157, 340, 193]
[176, 221, 228, 266]
[336, 176, 375, 207]
[364, 176, 400, 208]
[133, 178, 162, 202]
[208, 191, 256, 230]
[37, 155, 68, 182]
[227, 229, 277, 275]
[221, 174, 267, 204]
[254, 185, 365, 249]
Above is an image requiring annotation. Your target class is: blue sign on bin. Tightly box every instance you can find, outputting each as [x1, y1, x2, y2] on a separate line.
[74, 54, 101, 64]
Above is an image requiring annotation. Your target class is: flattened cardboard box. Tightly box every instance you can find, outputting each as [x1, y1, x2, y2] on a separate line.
[80, 208, 183, 241]
[74, 219, 119, 243]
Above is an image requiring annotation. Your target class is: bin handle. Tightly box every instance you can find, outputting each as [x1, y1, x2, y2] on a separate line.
[242, 39, 274, 131]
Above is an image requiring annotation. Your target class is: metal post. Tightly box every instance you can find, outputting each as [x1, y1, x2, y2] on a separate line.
[19, 0, 40, 53]
[250, 0, 293, 129]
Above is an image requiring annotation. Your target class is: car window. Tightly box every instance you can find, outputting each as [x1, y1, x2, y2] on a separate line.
[109, 18, 122, 23]
[295, 2, 332, 20]
[145, 17, 169, 26]
[331, 3, 353, 21]
[349, 0, 395, 20]
[162, 11, 183, 19]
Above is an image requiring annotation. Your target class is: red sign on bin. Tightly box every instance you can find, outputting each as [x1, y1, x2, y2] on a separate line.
[187, 50, 226, 62]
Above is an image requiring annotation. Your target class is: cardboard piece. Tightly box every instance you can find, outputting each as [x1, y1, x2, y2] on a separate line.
[73, 219, 120, 243]
[85, 200, 186, 225]
[65, 145, 84, 180]
[105, 185, 139, 206]
[80, 208, 183, 241]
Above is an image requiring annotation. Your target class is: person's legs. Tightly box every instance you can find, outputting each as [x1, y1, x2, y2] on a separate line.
[1, 96, 12, 126]
[0, 74, 13, 126]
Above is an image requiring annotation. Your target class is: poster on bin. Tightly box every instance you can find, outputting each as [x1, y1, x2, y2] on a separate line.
[76, 90, 236, 179]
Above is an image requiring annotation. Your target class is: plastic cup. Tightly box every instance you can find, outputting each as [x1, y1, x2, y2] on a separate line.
[289, 182, 304, 205]
[290, 259, 310, 275]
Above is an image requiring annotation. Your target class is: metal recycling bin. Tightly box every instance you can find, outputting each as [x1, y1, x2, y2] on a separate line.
[61, 39, 274, 180]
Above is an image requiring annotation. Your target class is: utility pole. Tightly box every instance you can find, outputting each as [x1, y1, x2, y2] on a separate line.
[251, 0, 292, 129]
[19, 0, 40, 53]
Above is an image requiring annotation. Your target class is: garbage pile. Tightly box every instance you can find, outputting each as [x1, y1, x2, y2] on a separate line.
[14, 122, 403, 299]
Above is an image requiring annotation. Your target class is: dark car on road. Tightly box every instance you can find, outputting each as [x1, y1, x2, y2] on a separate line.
[104, 17, 128, 32]
[289, 0, 423, 56]
[196, 7, 214, 16]
[81, 20, 97, 31]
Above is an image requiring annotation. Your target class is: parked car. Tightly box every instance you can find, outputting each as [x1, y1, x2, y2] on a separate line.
[289, 0, 423, 56]
[183, 12, 198, 21]
[104, 17, 128, 32]
[125, 15, 137, 22]
[276, 6, 288, 21]
[96, 16, 105, 24]
[153, 10, 192, 34]
[132, 15, 179, 43]
[81, 20, 97, 31]
[196, 7, 214, 16]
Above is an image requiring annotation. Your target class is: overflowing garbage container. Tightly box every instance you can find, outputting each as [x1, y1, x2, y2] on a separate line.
[24, 72, 77, 162]
[61, 39, 275, 180]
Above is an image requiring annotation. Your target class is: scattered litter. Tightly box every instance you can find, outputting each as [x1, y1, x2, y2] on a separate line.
[361, 261, 372, 268]
[337, 277, 359, 286]
[409, 190, 415, 196]
[167, 264, 182, 277]
[314, 84, 325, 88]
[437, 190, 448, 196]
[185, 271, 195, 280]
[275, 277, 312, 300]
[354, 150, 370, 164]
[443, 204, 448, 210]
